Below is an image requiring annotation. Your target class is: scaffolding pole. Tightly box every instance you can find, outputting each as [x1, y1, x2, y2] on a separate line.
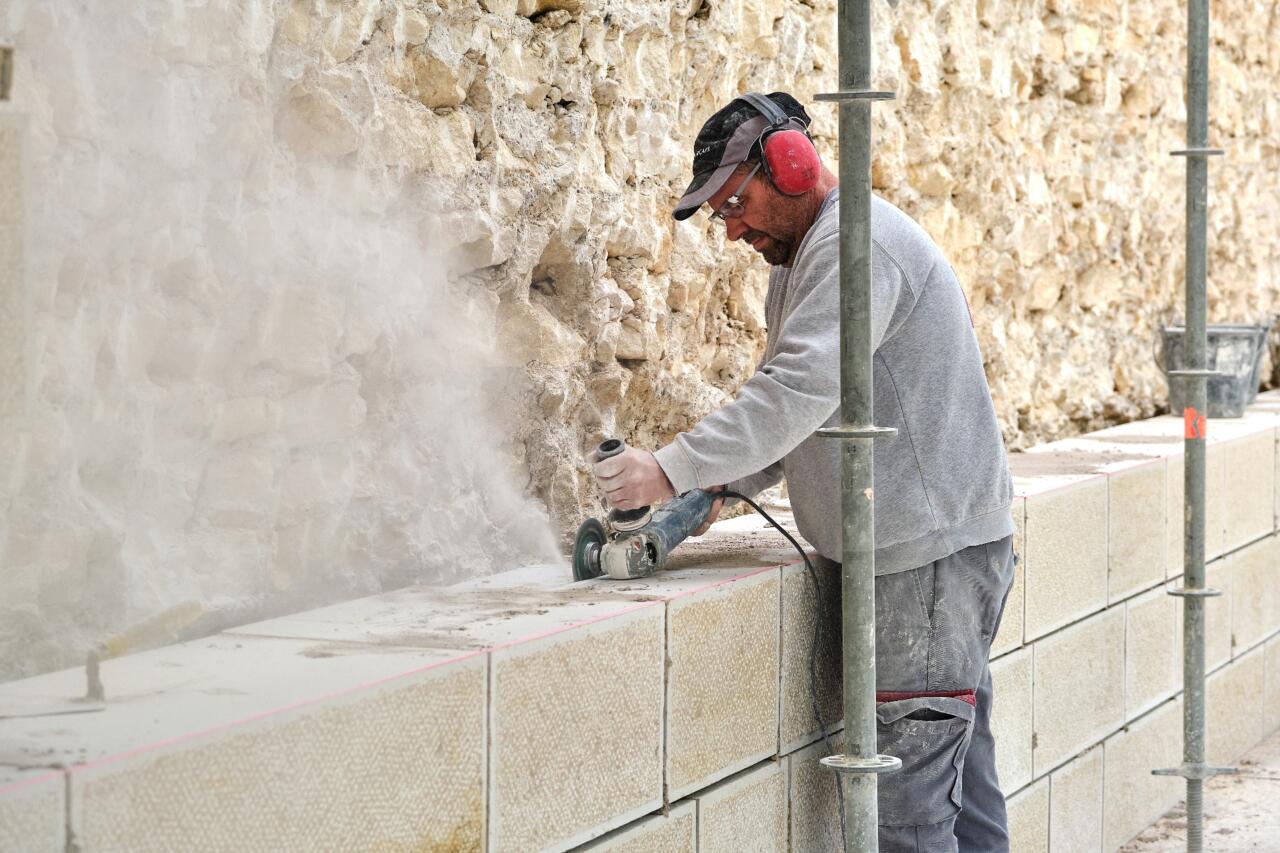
[1152, 0, 1231, 848]
[814, 0, 898, 849]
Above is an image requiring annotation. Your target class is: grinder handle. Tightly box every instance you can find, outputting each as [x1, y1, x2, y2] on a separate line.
[591, 438, 652, 530]
[591, 437, 627, 463]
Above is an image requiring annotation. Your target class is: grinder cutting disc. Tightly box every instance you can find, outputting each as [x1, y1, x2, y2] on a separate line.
[572, 517, 607, 581]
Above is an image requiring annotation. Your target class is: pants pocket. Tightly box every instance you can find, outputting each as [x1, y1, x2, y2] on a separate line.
[876, 696, 976, 827]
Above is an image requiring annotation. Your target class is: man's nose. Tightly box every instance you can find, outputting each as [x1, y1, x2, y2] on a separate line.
[725, 217, 748, 242]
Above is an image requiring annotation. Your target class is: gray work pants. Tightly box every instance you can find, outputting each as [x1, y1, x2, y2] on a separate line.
[861, 536, 1017, 852]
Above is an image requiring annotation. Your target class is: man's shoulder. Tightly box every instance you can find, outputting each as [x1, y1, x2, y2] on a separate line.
[870, 196, 941, 254]
[796, 194, 944, 281]
[806, 193, 943, 253]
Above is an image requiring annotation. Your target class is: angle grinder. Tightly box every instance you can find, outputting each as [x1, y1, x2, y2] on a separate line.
[572, 438, 716, 581]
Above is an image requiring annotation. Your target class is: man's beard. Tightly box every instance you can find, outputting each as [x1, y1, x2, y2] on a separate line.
[761, 239, 791, 266]
[745, 229, 792, 266]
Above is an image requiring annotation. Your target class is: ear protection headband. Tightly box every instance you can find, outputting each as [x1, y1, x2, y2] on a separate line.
[736, 92, 821, 196]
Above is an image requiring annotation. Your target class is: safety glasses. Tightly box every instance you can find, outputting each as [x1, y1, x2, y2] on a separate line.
[709, 161, 762, 222]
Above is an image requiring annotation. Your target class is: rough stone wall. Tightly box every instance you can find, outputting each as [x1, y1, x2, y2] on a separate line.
[2, 0, 1278, 679]
[350, 0, 1279, 530]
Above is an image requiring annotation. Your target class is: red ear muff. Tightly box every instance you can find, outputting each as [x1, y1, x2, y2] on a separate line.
[762, 128, 821, 195]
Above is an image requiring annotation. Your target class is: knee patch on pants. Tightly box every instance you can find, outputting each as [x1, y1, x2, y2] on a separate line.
[876, 695, 976, 827]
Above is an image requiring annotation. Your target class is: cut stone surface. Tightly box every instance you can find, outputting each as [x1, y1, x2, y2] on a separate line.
[693, 761, 787, 853]
[1032, 607, 1126, 774]
[665, 568, 781, 800]
[1267, 636, 1280, 734]
[1102, 698, 1183, 851]
[786, 732, 843, 853]
[990, 646, 1033, 794]
[0, 768, 64, 853]
[1018, 474, 1108, 640]
[779, 559, 842, 753]
[1207, 646, 1267, 767]
[1125, 587, 1179, 718]
[0, 114, 25, 423]
[1227, 535, 1278, 656]
[1108, 460, 1166, 601]
[1048, 746, 1103, 853]
[575, 801, 696, 852]
[1005, 777, 1050, 853]
[490, 605, 665, 853]
[992, 495, 1026, 659]
[227, 578, 654, 651]
[1223, 430, 1277, 552]
[0, 636, 486, 852]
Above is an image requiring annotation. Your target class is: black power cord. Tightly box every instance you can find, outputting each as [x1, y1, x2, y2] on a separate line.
[720, 490, 849, 848]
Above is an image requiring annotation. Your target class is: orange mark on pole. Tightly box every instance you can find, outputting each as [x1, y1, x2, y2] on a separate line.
[1184, 407, 1207, 440]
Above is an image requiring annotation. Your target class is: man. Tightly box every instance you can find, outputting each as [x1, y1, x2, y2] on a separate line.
[592, 91, 1016, 852]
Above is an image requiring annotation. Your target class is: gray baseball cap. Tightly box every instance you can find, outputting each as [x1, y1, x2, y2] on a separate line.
[672, 92, 812, 221]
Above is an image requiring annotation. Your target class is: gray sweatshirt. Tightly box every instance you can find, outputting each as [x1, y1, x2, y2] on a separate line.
[654, 188, 1014, 574]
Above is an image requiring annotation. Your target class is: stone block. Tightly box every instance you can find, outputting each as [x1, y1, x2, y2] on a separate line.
[1125, 587, 1178, 717]
[0, 636, 489, 852]
[1107, 460, 1166, 601]
[1166, 446, 1227, 576]
[1223, 430, 1277, 552]
[577, 801, 696, 852]
[1024, 478, 1108, 640]
[1032, 608, 1125, 774]
[694, 762, 787, 853]
[1206, 646, 1267, 766]
[1005, 777, 1049, 853]
[1228, 534, 1279, 656]
[992, 496, 1026, 658]
[787, 732, 843, 852]
[229, 577, 652, 651]
[1102, 698, 1183, 851]
[1266, 636, 1280, 733]
[666, 570, 780, 800]
[0, 115, 24, 420]
[779, 559, 841, 753]
[490, 604, 665, 852]
[0, 116, 24, 229]
[1048, 746, 1103, 853]
[990, 647, 1033, 794]
[0, 223, 23, 421]
[0, 768, 64, 853]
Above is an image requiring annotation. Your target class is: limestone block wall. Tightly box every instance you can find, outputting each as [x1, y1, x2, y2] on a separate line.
[3, 0, 1279, 682]
[4, 396, 1280, 852]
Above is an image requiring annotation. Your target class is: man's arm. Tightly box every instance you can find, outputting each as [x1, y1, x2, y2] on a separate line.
[654, 232, 915, 494]
[597, 231, 918, 508]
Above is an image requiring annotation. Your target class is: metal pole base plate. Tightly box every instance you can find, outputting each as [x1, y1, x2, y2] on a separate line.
[820, 754, 902, 775]
[1153, 763, 1237, 780]
[1166, 586, 1222, 598]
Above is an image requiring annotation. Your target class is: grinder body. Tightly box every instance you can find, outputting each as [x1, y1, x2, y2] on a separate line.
[573, 439, 715, 580]
[596, 488, 715, 579]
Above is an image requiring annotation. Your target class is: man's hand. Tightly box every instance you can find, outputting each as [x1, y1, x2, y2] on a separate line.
[692, 486, 727, 536]
[592, 447, 676, 510]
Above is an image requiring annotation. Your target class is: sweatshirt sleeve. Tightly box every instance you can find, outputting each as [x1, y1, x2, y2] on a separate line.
[653, 231, 918, 495]
[724, 460, 785, 506]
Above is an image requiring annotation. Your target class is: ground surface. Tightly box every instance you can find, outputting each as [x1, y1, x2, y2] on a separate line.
[1122, 728, 1280, 851]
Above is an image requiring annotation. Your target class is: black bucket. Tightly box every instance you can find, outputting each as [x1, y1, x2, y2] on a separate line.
[1159, 324, 1266, 418]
